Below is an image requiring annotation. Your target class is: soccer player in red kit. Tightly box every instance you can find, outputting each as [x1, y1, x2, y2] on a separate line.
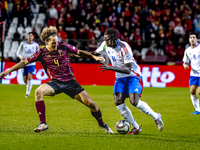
[0, 26, 113, 134]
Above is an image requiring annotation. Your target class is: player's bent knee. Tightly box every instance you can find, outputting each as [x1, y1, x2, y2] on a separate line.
[129, 99, 138, 106]
[88, 101, 97, 110]
[35, 89, 43, 98]
[190, 91, 196, 95]
[115, 99, 124, 106]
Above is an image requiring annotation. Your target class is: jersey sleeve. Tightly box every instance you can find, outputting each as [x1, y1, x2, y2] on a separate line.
[27, 49, 42, 63]
[62, 42, 78, 54]
[16, 42, 23, 58]
[95, 41, 106, 54]
[182, 49, 189, 63]
[121, 43, 134, 64]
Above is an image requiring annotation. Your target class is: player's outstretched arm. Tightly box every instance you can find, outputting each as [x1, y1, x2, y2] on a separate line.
[99, 63, 132, 74]
[0, 60, 29, 78]
[77, 50, 105, 63]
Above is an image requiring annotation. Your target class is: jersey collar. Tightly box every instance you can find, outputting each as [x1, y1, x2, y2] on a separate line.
[26, 41, 34, 44]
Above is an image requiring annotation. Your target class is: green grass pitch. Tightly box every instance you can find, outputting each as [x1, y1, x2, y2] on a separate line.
[0, 84, 200, 150]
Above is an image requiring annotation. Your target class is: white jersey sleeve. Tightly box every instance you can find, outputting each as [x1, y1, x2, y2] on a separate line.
[16, 42, 24, 58]
[95, 41, 106, 54]
[183, 44, 200, 77]
[182, 49, 189, 63]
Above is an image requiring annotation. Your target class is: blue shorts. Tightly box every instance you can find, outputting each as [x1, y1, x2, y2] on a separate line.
[113, 76, 143, 97]
[189, 76, 200, 86]
[22, 65, 35, 77]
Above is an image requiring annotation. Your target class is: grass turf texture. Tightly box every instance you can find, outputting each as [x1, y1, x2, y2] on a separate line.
[0, 84, 200, 150]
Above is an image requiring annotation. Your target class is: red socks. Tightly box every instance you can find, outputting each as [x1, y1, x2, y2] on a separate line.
[91, 109, 104, 126]
[35, 101, 46, 123]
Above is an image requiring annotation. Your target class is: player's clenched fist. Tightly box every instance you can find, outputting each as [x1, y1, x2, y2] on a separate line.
[0, 71, 8, 79]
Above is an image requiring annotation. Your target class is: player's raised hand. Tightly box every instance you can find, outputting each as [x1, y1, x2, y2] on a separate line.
[98, 64, 111, 72]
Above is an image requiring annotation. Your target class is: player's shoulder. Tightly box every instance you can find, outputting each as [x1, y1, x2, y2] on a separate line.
[58, 42, 77, 51]
[38, 46, 46, 52]
[98, 41, 106, 48]
[20, 41, 27, 45]
[32, 41, 39, 45]
[58, 41, 70, 47]
[118, 40, 132, 53]
[196, 43, 200, 49]
[119, 40, 128, 45]
[118, 40, 130, 48]
[185, 46, 192, 52]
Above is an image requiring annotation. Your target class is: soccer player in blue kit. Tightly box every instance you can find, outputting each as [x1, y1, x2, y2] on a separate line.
[0, 26, 113, 134]
[95, 28, 164, 134]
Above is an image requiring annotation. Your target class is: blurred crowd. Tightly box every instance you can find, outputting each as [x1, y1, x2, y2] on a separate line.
[0, 0, 200, 63]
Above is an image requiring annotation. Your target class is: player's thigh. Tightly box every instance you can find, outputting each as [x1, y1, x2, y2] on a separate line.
[113, 92, 126, 106]
[189, 76, 198, 94]
[197, 86, 200, 95]
[27, 73, 33, 80]
[74, 90, 98, 110]
[113, 78, 128, 96]
[23, 75, 27, 83]
[128, 76, 143, 96]
[190, 85, 198, 94]
[22, 67, 28, 83]
[35, 83, 55, 96]
[129, 93, 139, 106]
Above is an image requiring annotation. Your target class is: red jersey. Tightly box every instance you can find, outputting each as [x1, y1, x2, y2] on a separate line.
[27, 42, 78, 82]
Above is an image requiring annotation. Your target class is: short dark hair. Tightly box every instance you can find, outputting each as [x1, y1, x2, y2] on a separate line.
[189, 32, 198, 39]
[27, 32, 33, 35]
[104, 28, 118, 39]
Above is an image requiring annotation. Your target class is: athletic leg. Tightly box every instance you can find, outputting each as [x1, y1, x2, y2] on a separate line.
[129, 93, 158, 119]
[34, 83, 55, 132]
[22, 67, 29, 98]
[74, 90, 113, 134]
[129, 93, 163, 131]
[23, 75, 27, 84]
[189, 76, 200, 114]
[114, 92, 140, 133]
[25, 73, 33, 97]
[190, 85, 200, 114]
[113, 77, 141, 134]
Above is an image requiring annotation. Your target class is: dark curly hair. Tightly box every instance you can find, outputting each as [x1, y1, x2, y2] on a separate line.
[104, 28, 118, 39]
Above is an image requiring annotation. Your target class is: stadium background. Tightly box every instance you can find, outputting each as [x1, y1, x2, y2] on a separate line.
[1, 1, 200, 150]
[0, 0, 197, 86]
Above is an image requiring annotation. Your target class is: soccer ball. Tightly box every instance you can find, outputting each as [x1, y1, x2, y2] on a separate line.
[116, 120, 130, 134]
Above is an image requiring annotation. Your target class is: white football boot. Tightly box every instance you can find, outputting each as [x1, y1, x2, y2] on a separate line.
[98, 124, 113, 134]
[34, 123, 49, 132]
